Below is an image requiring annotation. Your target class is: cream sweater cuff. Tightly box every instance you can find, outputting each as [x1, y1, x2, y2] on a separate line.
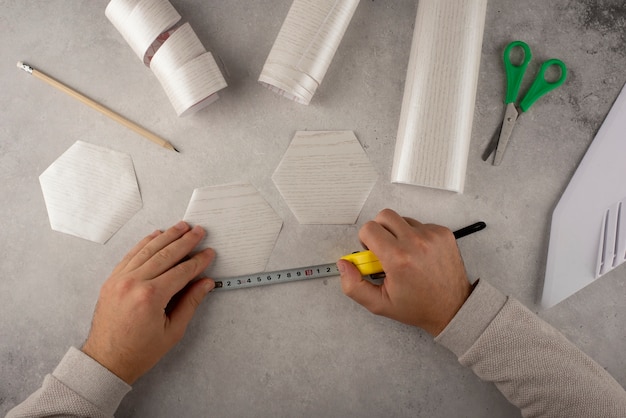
[434, 279, 508, 358]
[52, 346, 132, 416]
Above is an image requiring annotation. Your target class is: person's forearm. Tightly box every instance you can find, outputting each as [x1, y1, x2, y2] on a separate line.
[436, 280, 626, 417]
[6, 347, 131, 418]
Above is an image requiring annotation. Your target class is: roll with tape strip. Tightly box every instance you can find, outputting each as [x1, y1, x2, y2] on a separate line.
[105, 0, 227, 116]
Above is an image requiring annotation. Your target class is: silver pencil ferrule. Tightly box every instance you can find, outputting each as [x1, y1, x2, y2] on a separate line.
[18, 62, 33, 74]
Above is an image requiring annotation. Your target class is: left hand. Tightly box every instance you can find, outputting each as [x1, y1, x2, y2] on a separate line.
[82, 221, 215, 384]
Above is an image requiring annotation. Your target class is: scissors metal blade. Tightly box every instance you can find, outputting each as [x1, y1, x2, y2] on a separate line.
[493, 103, 519, 166]
[481, 122, 503, 162]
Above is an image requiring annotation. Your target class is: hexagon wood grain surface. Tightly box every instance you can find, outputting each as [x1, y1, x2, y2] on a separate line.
[272, 131, 378, 224]
[182, 183, 283, 278]
[38, 141, 142, 244]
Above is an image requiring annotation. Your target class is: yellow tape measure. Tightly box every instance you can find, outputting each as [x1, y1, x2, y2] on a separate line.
[212, 250, 382, 291]
[340, 250, 383, 276]
[213, 221, 485, 291]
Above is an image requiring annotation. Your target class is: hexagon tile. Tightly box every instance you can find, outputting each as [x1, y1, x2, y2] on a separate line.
[39, 141, 142, 244]
[272, 131, 378, 224]
[183, 183, 283, 278]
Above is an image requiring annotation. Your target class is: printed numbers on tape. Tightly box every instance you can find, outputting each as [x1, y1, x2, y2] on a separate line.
[213, 263, 340, 291]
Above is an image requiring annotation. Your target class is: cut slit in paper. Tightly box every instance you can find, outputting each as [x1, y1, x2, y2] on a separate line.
[39, 141, 142, 244]
[259, 0, 360, 105]
[182, 184, 283, 278]
[597, 199, 626, 278]
[105, 0, 227, 116]
[543, 82, 626, 308]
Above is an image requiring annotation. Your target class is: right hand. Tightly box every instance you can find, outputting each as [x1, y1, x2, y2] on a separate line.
[337, 209, 472, 336]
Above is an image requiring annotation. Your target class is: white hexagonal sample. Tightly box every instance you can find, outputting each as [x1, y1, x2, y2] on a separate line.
[272, 131, 378, 224]
[39, 141, 142, 244]
[183, 183, 283, 278]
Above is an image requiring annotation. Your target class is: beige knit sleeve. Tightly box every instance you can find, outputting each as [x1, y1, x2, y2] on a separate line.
[6, 347, 131, 418]
[436, 280, 626, 418]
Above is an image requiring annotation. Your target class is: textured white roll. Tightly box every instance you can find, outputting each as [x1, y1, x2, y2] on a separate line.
[153, 51, 227, 117]
[150, 23, 226, 116]
[105, 0, 180, 63]
[259, 0, 360, 105]
[105, 0, 227, 116]
[391, 0, 488, 193]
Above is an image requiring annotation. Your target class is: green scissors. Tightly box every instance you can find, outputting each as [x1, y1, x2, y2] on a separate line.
[483, 41, 567, 165]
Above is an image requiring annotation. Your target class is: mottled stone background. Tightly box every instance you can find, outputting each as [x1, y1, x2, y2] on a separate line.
[1, 1, 625, 416]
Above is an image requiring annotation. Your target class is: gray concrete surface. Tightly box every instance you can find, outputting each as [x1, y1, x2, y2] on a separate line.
[1, 0, 625, 416]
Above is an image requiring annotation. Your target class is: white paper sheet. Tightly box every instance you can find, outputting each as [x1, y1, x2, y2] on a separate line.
[183, 184, 283, 278]
[39, 141, 142, 244]
[542, 83, 626, 307]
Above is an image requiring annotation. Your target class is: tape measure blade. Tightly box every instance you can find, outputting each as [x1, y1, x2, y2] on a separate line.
[213, 263, 339, 291]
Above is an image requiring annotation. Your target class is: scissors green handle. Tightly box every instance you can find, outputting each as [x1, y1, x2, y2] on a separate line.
[504, 40, 532, 104]
[486, 41, 568, 165]
[519, 59, 567, 111]
[504, 41, 567, 112]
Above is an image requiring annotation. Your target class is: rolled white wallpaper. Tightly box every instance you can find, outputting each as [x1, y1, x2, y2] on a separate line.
[391, 0, 488, 193]
[105, 0, 227, 116]
[259, 0, 360, 105]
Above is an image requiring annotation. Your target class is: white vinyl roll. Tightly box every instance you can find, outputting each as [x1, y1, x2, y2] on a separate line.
[105, 0, 227, 116]
[259, 0, 360, 105]
[106, 0, 180, 63]
[391, 0, 488, 193]
[150, 23, 227, 116]
[153, 50, 226, 117]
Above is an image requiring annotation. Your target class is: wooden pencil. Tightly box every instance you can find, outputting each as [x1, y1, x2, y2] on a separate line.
[17, 61, 178, 152]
